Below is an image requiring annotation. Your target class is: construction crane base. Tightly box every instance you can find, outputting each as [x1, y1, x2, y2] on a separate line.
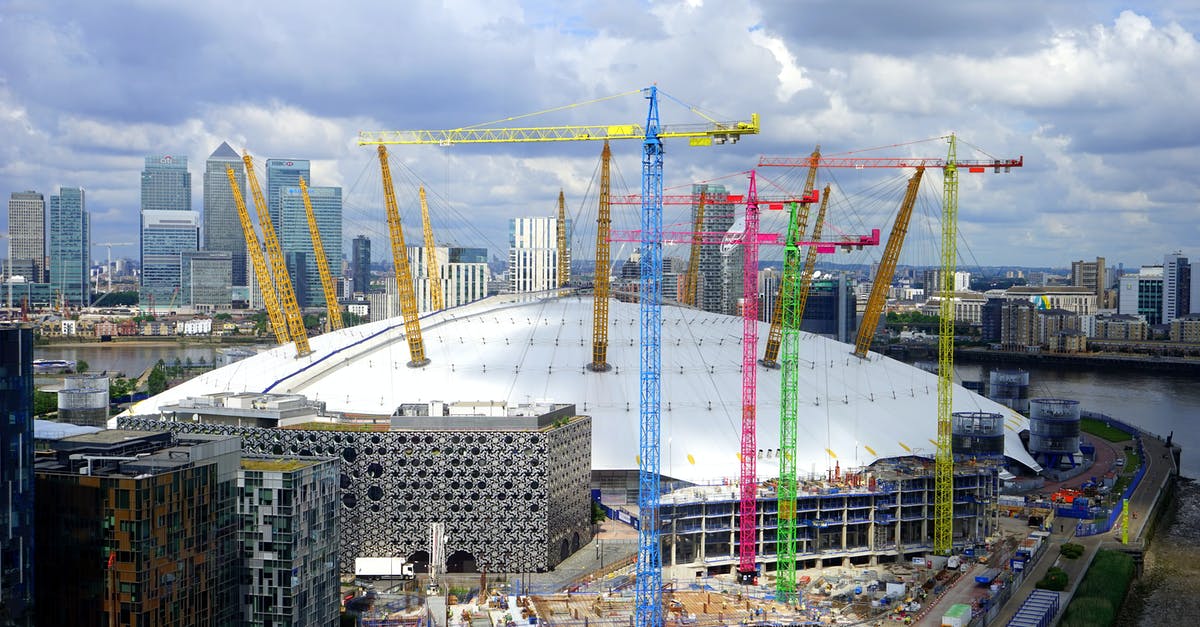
[407, 358, 432, 368]
[586, 362, 612, 373]
[757, 359, 781, 370]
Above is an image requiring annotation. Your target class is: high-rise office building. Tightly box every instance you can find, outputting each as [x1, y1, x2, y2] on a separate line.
[266, 159, 310, 235]
[279, 185, 341, 308]
[48, 187, 90, 307]
[0, 324, 35, 625]
[35, 431, 241, 625]
[757, 267, 780, 323]
[7, 191, 46, 283]
[238, 457, 340, 627]
[181, 250, 233, 311]
[140, 154, 191, 212]
[203, 142, 248, 286]
[689, 184, 739, 315]
[1070, 257, 1107, 301]
[508, 216, 569, 293]
[1118, 265, 1164, 325]
[921, 269, 971, 294]
[1163, 252, 1190, 324]
[352, 235, 371, 296]
[408, 246, 489, 312]
[140, 210, 200, 306]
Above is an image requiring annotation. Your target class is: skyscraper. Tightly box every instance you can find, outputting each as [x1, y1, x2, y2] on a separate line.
[408, 246, 489, 312]
[1163, 252, 1190, 324]
[265, 159, 310, 235]
[689, 184, 739, 314]
[140, 154, 191, 212]
[7, 192, 46, 283]
[279, 185, 341, 308]
[203, 142, 248, 286]
[48, 187, 90, 307]
[181, 250, 233, 311]
[140, 210, 200, 307]
[0, 324, 35, 625]
[508, 216, 569, 293]
[352, 235, 371, 296]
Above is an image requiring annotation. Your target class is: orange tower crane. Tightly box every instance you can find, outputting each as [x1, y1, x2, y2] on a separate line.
[377, 146, 430, 367]
[226, 167, 290, 347]
[589, 141, 613, 371]
[557, 189, 570, 287]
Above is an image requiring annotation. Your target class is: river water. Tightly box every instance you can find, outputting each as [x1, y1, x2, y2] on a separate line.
[36, 344, 225, 379]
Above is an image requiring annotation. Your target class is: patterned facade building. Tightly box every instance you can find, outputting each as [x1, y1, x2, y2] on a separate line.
[121, 401, 593, 574]
[35, 431, 241, 626]
[238, 457, 340, 627]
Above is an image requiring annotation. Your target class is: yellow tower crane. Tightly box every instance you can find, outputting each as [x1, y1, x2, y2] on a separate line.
[794, 185, 833, 323]
[681, 192, 706, 306]
[419, 186, 444, 312]
[226, 167, 290, 348]
[557, 190, 570, 287]
[589, 141, 612, 371]
[761, 147, 820, 367]
[299, 177, 344, 332]
[853, 167, 924, 358]
[243, 154, 311, 357]
[377, 146, 430, 367]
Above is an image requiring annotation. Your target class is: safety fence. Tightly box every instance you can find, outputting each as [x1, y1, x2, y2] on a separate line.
[1074, 413, 1147, 538]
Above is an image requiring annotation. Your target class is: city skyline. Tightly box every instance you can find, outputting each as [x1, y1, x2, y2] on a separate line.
[1, 2, 1199, 269]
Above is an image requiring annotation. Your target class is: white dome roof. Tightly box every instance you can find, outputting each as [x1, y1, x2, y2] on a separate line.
[124, 293, 1039, 483]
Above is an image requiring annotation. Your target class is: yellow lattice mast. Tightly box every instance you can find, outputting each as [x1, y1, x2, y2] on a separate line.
[853, 167, 924, 359]
[935, 136, 959, 554]
[795, 186, 832, 322]
[556, 190, 570, 287]
[226, 167, 289, 348]
[243, 154, 311, 358]
[589, 141, 613, 371]
[681, 192, 706, 306]
[418, 186, 444, 312]
[377, 146, 430, 367]
[762, 146, 820, 367]
[299, 177, 344, 332]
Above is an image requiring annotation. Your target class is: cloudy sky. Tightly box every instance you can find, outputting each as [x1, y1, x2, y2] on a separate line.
[1, 0, 1197, 270]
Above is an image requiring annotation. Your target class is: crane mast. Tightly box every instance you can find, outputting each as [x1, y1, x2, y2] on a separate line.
[762, 147, 820, 367]
[737, 172, 761, 584]
[299, 177, 344, 332]
[775, 197, 804, 604]
[243, 154, 311, 357]
[589, 141, 613, 372]
[377, 146, 430, 367]
[634, 86, 665, 627]
[557, 190, 569, 287]
[935, 136, 959, 554]
[682, 193, 706, 306]
[419, 187, 444, 312]
[226, 167, 289, 347]
[853, 168, 924, 358]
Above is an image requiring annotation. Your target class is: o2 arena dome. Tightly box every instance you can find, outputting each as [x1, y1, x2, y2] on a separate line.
[122, 292, 1040, 483]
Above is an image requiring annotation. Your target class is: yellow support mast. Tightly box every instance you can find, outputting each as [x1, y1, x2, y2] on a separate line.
[935, 137, 959, 554]
[226, 167, 289, 348]
[419, 186, 444, 312]
[589, 141, 613, 372]
[299, 177, 344, 332]
[243, 154, 311, 357]
[557, 190, 569, 287]
[682, 192, 706, 306]
[853, 167, 924, 359]
[762, 147, 820, 367]
[794, 186, 832, 323]
[377, 146, 430, 367]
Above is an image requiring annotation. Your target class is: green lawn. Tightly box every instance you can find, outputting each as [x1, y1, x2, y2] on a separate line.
[1081, 418, 1133, 443]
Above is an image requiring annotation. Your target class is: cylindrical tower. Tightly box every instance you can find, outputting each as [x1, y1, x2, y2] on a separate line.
[57, 387, 109, 427]
[1028, 398, 1081, 469]
[64, 373, 110, 396]
[988, 369, 1029, 413]
[951, 412, 1005, 459]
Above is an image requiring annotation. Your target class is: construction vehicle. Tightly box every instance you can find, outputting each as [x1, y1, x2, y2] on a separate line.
[358, 86, 757, 627]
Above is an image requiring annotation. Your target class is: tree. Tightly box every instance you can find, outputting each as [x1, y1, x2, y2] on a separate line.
[109, 377, 134, 402]
[213, 313, 233, 322]
[185, 356, 193, 370]
[342, 311, 366, 327]
[75, 359, 89, 374]
[147, 364, 168, 395]
[302, 313, 320, 331]
[34, 390, 57, 416]
[172, 357, 183, 377]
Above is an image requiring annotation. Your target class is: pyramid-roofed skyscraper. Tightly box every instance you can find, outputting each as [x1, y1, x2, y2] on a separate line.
[203, 141, 248, 286]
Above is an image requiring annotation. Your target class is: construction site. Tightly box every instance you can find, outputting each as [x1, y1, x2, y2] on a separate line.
[114, 86, 1043, 626]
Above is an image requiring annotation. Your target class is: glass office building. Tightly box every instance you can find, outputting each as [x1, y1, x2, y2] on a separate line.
[279, 185, 341, 308]
[181, 250, 233, 311]
[140, 155, 191, 212]
[265, 159, 310, 236]
[48, 187, 90, 307]
[140, 210, 200, 306]
[0, 324, 34, 625]
[203, 142, 248, 286]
